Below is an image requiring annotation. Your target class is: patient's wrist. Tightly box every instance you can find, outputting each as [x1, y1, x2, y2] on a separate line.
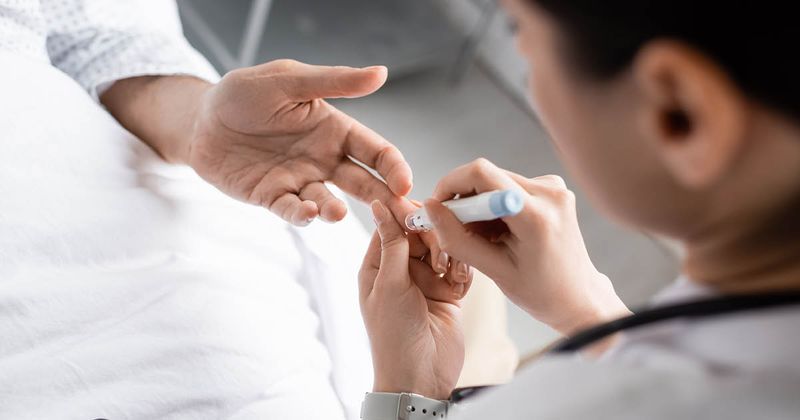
[102, 75, 213, 166]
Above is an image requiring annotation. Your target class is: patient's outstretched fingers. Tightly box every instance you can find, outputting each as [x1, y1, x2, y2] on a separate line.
[299, 182, 347, 222]
[345, 122, 413, 197]
[271, 193, 318, 225]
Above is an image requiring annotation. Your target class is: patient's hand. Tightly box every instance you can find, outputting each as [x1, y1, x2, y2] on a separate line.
[359, 201, 472, 400]
[189, 60, 413, 225]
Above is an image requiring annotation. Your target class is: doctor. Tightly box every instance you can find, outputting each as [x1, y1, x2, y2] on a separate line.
[358, 0, 800, 418]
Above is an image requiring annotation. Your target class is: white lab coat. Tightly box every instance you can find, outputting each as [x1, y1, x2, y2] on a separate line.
[454, 279, 800, 419]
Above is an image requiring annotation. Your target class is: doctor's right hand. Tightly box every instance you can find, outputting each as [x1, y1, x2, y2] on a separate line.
[423, 159, 631, 337]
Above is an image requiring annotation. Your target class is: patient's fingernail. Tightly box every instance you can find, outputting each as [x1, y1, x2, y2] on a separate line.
[453, 283, 465, 299]
[437, 252, 449, 273]
[363, 65, 387, 72]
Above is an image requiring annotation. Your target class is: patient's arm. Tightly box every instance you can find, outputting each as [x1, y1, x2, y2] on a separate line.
[101, 60, 412, 226]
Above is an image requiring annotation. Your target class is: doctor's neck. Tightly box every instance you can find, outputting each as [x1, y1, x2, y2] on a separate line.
[681, 115, 800, 294]
[685, 196, 800, 294]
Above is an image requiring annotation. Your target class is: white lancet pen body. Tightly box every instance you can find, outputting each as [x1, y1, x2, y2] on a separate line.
[405, 189, 525, 231]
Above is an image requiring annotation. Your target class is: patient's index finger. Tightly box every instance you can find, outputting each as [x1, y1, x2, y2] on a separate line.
[332, 159, 395, 205]
[344, 120, 413, 196]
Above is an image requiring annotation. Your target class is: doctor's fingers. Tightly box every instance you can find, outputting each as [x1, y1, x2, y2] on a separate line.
[400, 199, 445, 272]
[423, 199, 513, 283]
[360, 201, 412, 300]
[371, 200, 413, 293]
[448, 260, 473, 299]
[408, 259, 470, 304]
[431, 158, 520, 202]
[432, 160, 548, 234]
[503, 172, 575, 205]
[500, 171, 579, 235]
[359, 231, 383, 300]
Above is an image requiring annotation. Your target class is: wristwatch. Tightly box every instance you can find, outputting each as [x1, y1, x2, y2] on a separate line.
[360, 392, 452, 420]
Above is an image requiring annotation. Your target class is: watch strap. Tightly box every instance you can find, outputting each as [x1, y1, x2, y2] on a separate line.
[361, 392, 450, 420]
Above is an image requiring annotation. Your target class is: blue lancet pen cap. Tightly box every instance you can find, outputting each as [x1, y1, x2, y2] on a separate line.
[489, 189, 524, 218]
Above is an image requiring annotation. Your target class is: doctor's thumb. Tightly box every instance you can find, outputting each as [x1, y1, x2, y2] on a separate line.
[371, 200, 410, 281]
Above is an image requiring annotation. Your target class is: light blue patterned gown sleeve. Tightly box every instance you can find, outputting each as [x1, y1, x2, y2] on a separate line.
[40, 0, 220, 101]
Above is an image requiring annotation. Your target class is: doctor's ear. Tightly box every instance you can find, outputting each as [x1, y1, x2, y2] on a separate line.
[633, 40, 750, 189]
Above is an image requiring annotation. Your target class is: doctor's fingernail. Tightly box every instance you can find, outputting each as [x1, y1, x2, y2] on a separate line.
[453, 283, 465, 299]
[437, 252, 449, 273]
[370, 200, 388, 223]
[456, 262, 469, 280]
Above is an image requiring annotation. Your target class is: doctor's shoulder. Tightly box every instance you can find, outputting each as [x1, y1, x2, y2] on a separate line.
[454, 298, 800, 420]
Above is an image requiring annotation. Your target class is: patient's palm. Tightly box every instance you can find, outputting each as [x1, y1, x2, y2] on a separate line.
[188, 59, 411, 225]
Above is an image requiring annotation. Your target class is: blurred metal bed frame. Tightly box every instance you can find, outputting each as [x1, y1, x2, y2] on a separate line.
[177, 0, 499, 79]
[178, 0, 274, 70]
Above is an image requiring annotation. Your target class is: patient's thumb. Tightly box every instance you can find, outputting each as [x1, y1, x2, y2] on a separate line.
[371, 200, 409, 280]
[295, 64, 387, 101]
[336, 65, 388, 98]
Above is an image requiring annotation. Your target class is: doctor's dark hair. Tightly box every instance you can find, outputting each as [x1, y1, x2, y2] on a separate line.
[530, 0, 800, 120]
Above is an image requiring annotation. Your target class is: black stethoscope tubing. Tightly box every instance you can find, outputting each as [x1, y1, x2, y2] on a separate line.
[450, 291, 800, 403]
[551, 291, 800, 353]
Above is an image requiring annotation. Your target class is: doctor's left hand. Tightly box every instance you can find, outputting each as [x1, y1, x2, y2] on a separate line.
[359, 200, 472, 401]
[188, 59, 413, 225]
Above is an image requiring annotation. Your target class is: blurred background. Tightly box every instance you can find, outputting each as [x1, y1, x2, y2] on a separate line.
[177, 0, 679, 354]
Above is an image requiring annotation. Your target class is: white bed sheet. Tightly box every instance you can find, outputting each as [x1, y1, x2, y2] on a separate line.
[0, 52, 371, 420]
